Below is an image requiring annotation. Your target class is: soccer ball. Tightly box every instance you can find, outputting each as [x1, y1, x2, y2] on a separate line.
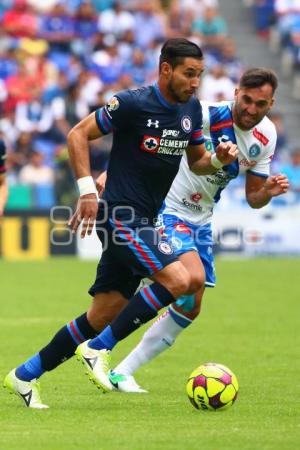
[186, 362, 238, 411]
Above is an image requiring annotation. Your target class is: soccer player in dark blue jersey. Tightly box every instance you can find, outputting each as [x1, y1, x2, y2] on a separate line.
[0, 138, 8, 217]
[4, 38, 238, 407]
[70, 38, 238, 394]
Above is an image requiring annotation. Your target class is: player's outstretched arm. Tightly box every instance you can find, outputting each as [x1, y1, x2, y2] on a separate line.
[186, 141, 238, 175]
[0, 174, 8, 217]
[245, 172, 289, 208]
[67, 112, 104, 238]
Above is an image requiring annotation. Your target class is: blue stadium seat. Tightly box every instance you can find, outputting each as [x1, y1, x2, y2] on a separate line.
[34, 184, 55, 209]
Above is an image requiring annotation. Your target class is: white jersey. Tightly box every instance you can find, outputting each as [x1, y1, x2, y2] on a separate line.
[163, 101, 277, 225]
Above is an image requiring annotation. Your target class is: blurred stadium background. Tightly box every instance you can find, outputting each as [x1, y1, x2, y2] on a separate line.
[0, 0, 300, 260]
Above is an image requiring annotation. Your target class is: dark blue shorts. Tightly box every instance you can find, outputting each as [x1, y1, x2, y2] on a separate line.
[89, 207, 178, 299]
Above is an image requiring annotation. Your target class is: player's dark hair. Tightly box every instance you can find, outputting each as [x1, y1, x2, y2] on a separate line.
[159, 38, 203, 71]
[239, 68, 278, 94]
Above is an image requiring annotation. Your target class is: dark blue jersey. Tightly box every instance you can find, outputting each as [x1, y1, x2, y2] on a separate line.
[0, 139, 6, 174]
[95, 83, 204, 220]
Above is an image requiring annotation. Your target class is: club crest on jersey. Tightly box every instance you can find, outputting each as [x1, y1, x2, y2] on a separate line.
[248, 143, 261, 158]
[140, 135, 160, 153]
[158, 240, 173, 255]
[181, 116, 192, 133]
[147, 119, 159, 128]
[106, 96, 119, 113]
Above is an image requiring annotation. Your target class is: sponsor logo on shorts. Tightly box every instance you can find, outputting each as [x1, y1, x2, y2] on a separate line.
[170, 237, 183, 251]
[174, 223, 191, 234]
[158, 240, 173, 255]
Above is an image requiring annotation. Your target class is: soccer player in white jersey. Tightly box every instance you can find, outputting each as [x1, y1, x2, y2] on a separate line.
[108, 67, 289, 392]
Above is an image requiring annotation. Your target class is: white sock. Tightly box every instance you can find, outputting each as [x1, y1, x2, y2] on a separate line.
[114, 307, 192, 376]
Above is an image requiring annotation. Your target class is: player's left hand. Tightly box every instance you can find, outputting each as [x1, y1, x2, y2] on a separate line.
[69, 193, 98, 238]
[263, 174, 289, 197]
[215, 141, 239, 165]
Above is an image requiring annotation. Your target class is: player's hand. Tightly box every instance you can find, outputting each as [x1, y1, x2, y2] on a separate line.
[69, 193, 98, 238]
[215, 141, 239, 165]
[95, 171, 107, 197]
[263, 174, 289, 197]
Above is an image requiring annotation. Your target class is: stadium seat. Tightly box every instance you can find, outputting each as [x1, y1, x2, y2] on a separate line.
[6, 184, 33, 210]
[34, 184, 56, 209]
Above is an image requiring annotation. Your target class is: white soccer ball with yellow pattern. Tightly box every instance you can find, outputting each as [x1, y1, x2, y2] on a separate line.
[186, 362, 238, 411]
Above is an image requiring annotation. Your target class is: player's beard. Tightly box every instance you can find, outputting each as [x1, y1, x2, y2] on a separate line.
[167, 79, 191, 103]
[233, 104, 261, 130]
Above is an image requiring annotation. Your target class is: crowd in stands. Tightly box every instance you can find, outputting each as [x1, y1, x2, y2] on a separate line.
[246, 0, 300, 95]
[0, 0, 298, 210]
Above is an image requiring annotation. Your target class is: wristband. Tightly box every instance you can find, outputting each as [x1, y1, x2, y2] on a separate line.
[77, 176, 97, 196]
[211, 153, 224, 169]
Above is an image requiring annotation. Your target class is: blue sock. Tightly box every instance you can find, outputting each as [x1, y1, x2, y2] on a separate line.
[88, 325, 117, 350]
[39, 313, 97, 371]
[16, 353, 44, 381]
[16, 313, 97, 381]
[89, 283, 175, 351]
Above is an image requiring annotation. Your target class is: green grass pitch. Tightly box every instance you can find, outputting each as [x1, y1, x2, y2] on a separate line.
[0, 258, 299, 450]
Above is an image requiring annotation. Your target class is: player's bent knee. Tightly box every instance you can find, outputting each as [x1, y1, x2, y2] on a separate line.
[153, 262, 191, 298]
[167, 269, 191, 297]
[187, 276, 205, 294]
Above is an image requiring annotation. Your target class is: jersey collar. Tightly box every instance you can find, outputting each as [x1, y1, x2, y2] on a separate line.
[153, 83, 180, 110]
